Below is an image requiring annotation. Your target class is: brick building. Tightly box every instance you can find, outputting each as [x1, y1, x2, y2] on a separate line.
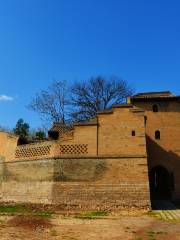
[0, 91, 179, 209]
[130, 91, 180, 201]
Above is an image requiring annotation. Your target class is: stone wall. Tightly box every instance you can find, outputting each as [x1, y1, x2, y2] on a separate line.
[0, 156, 150, 209]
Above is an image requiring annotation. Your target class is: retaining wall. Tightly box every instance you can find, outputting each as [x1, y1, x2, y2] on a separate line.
[0, 156, 150, 209]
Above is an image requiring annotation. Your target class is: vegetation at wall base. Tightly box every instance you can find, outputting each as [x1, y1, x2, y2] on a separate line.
[74, 210, 109, 219]
[0, 204, 53, 218]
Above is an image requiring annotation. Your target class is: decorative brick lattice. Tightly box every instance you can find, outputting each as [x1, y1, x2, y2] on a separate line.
[15, 145, 51, 158]
[59, 144, 88, 155]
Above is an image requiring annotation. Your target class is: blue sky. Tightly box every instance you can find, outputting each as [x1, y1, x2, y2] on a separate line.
[0, 0, 180, 129]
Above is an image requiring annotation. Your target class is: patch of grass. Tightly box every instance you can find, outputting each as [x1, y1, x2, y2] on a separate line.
[32, 211, 52, 218]
[0, 204, 24, 214]
[0, 204, 52, 218]
[74, 211, 108, 219]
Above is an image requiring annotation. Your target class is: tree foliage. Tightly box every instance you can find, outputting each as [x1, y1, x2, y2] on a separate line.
[13, 119, 30, 144]
[35, 130, 46, 140]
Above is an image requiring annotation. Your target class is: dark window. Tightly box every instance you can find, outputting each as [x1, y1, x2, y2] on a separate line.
[153, 104, 158, 112]
[144, 116, 147, 126]
[132, 130, 135, 136]
[155, 130, 160, 140]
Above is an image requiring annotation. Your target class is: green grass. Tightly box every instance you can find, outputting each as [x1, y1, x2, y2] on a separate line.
[0, 204, 52, 218]
[74, 211, 108, 219]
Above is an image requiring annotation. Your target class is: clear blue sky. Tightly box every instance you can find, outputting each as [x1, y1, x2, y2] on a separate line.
[0, 0, 180, 129]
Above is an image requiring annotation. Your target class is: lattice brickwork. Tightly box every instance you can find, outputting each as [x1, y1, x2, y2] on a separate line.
[15, 145, 51, 159]
[59, 144, 88, 155]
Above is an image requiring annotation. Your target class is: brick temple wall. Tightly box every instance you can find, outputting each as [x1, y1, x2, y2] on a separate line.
[132, 100, 180, 200]
[0, 156, 150, 209]
[98, 106, 146, 156]
[0, 104, 150, 209]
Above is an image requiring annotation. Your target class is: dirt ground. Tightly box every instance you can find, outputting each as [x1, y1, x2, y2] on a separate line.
[0, 211, 180, 240]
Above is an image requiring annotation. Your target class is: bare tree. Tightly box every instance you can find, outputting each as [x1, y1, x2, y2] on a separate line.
[71, 76, 134, 121]
[28, 77, 133, 126]
[28, 80, 71, 125]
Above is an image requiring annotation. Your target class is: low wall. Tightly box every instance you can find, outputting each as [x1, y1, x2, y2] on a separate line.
[0, 156, 150, 209]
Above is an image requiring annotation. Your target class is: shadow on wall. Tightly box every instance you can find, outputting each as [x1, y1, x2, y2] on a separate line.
[52, 158, 108, 182]
[51, 158, 109, 208]
[132, 100, 180, 113]
[146, 135, 180, 208]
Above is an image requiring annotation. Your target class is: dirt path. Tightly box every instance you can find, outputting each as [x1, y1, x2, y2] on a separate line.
[0, 213, 180, 240]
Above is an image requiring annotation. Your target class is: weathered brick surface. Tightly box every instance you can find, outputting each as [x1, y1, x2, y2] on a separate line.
[51, 182, 150, 209]
[0, 157, 150, 209]
[2, 181, 53, 204]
